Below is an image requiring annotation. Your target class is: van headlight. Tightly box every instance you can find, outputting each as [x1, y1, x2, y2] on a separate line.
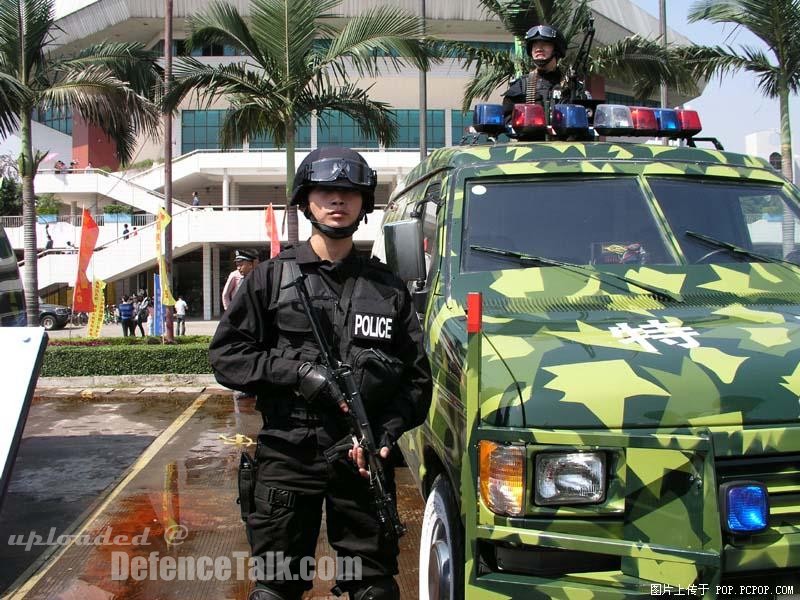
[534, 452, 606, 506]
[479, 441, 526, 516]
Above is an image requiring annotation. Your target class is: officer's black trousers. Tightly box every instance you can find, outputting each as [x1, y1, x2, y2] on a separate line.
[247, 417, 398, 598]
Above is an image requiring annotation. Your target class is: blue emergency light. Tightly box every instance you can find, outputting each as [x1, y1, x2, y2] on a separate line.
[473, 104, 505, 135]
[653, 108, 680, 136]
[720, 481, 769, 534]
[552, 104, 589, 136]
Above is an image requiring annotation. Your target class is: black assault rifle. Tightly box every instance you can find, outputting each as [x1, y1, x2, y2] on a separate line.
[559, 15, 596, 105]
[283, 273, 407, 543]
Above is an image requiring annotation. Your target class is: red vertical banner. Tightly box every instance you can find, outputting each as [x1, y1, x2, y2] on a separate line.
[265, 203, 281, 258]
[72, 209, 99, 312]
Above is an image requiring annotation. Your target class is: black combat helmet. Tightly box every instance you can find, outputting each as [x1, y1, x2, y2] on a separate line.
[525, 24, 567, 60]
[291, 146, 377, 213]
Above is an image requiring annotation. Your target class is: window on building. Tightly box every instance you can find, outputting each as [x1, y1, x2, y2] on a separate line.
[181, 110, 244, 154]
[249, 124, 312, 150]
[450, 110, 474, 145]
[605, 92, 659, 108]
[33, 107, 72, 135]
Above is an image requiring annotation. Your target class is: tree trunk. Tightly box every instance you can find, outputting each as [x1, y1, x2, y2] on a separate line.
[20, 112, 39, 326]
[285, 123, 299, 243]
[779, 83, 795, 257]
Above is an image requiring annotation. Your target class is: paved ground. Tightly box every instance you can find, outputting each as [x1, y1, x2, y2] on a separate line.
[1, 389, 424, 600]
[46, 318, 222, 339]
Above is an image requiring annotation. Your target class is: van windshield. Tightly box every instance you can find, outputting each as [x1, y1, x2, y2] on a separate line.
[461, 176, 800, 272]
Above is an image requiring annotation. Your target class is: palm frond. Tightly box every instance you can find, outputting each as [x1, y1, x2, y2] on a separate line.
[58, 42, 162, 99]
[461, 61, 521, 111]
[320, 5, 429, 79]
[163, 58, 281, 113]
[39, 65, 160, 164]
[249, 0, 339, 80]
[186, 0, 267, 66]
[296, 82, 398, 146]
[219, 100, 289, 148]
[0, 72, 29, 135]
[19, 0, 56, 86]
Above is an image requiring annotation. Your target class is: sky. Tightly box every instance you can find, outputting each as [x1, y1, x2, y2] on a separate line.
[54, 0, 799, 156]
[631, 0, 800, 156]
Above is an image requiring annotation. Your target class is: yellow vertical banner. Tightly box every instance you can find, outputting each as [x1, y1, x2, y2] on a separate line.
[86, 279, 106, 338]
[155, 208, 176, 306]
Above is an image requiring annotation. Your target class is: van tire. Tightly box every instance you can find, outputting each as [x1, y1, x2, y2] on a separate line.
[419, 474, 463, 600]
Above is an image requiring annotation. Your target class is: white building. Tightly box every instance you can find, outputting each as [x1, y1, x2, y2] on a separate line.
[1, 0, 697, 320]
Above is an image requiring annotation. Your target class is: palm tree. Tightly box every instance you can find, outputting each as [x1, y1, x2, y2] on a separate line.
[162, 0, 432, 243]
[687, 0, 800, 184]
[0, 0, 161, 326]
[451, 0, 698, 112]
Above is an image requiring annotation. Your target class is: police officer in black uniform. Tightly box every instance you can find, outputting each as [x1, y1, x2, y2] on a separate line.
[209, 146, 432, 600]
[502, 24, 568, 124]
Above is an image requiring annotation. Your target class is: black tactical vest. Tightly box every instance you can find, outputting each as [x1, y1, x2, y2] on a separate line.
[264, 254, 405, 419]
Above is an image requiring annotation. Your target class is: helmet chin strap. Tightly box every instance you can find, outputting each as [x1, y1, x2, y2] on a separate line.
[532, 56, 554, 69]
[304, 208, 365, 240]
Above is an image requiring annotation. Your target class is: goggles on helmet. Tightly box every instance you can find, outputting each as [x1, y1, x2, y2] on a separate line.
[527, 25, 559, 41]
[301, 158, 376, 188]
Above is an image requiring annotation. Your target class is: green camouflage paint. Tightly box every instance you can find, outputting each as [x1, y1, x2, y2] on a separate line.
[387, 141, 800, 597]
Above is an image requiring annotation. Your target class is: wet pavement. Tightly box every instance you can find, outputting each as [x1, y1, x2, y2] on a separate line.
[1, 391, 424, 599]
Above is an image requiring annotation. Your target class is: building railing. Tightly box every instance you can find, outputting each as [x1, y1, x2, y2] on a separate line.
[0, 214, 157, 228]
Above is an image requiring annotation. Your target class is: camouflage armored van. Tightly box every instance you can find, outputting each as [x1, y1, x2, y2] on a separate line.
[376, 111, 800, 599]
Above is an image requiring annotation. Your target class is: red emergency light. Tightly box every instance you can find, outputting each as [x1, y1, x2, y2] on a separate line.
[511, 103, 547, 137]
[629, 107, 658, 135]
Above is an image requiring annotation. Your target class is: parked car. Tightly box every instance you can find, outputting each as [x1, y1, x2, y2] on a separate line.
[39, 300, 71, 330]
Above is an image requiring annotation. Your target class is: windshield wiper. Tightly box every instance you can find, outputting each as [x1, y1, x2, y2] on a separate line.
[470, 245, 683, 302]
[685, 230, 800, 271]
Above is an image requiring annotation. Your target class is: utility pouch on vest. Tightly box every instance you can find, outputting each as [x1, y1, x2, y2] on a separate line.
[237, 451, 256, 521]
[351, 347, 405, 411]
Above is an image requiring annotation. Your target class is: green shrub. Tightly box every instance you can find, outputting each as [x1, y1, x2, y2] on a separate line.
[42, 342, 212, 377]
[48, 335, 211, 347]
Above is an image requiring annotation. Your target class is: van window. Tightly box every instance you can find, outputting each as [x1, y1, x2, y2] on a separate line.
[461, 177, 673, 272]
[646, 178, 800, 263]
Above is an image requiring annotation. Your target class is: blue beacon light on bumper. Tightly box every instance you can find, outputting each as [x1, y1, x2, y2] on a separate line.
[720, 481, 769, 534]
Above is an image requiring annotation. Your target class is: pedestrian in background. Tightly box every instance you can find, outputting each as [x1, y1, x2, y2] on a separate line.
[123, 224, 130, 239]
[221, 249, 258, 310]
[174, 295, 188, 335]
[118, 296, 134, 336]
[135, 294, 149, 336]
[192, 191, 201, 208]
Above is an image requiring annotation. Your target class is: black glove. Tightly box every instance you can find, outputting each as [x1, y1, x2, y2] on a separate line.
[297, 362, 343, 411]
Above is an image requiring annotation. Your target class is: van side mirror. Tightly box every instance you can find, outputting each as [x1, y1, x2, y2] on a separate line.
[383, 219, 425, 283]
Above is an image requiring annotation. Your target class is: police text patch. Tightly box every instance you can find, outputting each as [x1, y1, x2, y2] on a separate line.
[353, 313, 394, 341]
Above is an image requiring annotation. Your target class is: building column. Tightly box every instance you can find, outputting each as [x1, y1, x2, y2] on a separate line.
[445, 108, 453, 147]
[70, 201, 77, 225]
[222, 171, 230, 211]
[311, 111, 318, 149]
[212, 246, 221, 317]
[203, 243, 212, 320]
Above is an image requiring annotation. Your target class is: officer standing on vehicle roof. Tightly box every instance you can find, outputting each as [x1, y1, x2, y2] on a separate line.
[209, 146, 432, 600]
[502, 24, 568, 124]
